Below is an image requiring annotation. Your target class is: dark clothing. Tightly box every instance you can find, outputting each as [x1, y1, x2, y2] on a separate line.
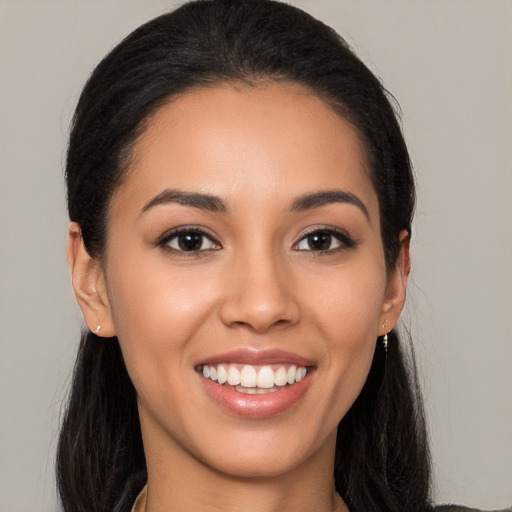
[436, 508, 511, 512]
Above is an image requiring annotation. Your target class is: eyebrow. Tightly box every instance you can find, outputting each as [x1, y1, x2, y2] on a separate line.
[289, 190, 370, 219]
[140, 188, 369, 219]
[140, 189, 228, 215]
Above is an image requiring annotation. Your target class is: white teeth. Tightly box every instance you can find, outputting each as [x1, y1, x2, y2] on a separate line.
[202, 363, 309, 390]
[274, 366, 288, 386]
[227, 366, 241, 385]
[217, 364, 227, 384]
[240, 365, 257, 387]
[234, 385, 280, 394]
[287, 365, 297, 384]
[257, 366, 275, 388]
[295, 367, 307, 382]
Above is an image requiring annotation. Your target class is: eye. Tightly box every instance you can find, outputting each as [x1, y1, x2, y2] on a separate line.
[158, 228, 220, 254]
[294, 228, 354, 252]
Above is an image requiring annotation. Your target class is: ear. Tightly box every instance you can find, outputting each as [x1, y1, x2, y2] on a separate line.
[378, 230, 411, 335]
[67, 222, 116, 337]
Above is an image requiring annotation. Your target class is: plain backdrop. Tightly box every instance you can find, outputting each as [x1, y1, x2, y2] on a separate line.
[0, 1, 511, 511]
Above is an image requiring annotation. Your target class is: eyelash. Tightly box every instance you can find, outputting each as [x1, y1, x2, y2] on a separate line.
[293, 227, 356, 254]
[156, 226, 356, 256]
[157, 226, 221, 256]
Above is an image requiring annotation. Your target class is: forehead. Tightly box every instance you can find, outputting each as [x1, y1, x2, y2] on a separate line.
[114, 82, 377, 218]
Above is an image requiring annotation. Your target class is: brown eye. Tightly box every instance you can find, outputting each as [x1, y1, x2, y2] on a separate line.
[177, 232, 205, 251]
[294, 228, 354, 253]
[306, 232, 333, 251]
[162, 229, 219, 253]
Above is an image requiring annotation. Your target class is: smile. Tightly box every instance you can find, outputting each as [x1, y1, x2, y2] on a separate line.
[196, 352, 315, 417]
[199, 364, 309, 394]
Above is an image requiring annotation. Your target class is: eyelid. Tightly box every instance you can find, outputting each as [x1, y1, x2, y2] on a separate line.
[292, 225, 356, 252]
[155, 224, 355, 255]
[156, 225, 222, 253]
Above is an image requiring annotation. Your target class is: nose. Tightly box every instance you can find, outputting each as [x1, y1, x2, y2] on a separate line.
[219, 251, 300, 333]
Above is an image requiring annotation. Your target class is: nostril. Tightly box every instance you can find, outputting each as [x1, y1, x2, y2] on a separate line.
[273, 318, 293, 328]
[224, 316, 298, 334]
[219, 265, 301, 331]
[220, 297, 300, 332]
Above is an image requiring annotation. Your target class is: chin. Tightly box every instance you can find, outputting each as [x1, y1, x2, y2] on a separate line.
[200, 444, 313, 480]
[187, 421, 336, 481]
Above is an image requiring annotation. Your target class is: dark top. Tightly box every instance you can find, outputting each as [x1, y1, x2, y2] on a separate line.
[113, 471, 508, 512]
[436, 508, 511, 512]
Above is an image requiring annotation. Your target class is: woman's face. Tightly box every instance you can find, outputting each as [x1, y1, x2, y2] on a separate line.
[97, 83, 406, 478]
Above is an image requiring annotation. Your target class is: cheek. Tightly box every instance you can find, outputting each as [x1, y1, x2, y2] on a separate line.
[300, 257, 387, 414]
[305, 258, 386, 345]
[105, 254, 217, 388]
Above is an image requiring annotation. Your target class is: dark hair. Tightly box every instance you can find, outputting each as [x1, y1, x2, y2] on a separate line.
[58, 1, 430, 511]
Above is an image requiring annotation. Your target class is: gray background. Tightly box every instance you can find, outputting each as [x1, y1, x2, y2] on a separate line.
[0, 1, 511, 511]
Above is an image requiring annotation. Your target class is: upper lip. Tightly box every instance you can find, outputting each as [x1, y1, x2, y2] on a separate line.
[195, 348, 316, 368]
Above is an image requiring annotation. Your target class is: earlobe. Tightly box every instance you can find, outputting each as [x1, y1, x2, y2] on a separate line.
[67, 223, 116, 337]
[379, 230, 411, 335]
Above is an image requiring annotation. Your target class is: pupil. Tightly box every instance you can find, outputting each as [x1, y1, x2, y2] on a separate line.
[178, 232, 203, 251]
[308, 232, 331, 251]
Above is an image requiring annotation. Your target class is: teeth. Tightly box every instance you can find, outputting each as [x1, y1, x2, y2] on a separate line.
[234, 385, 281, 394]
[274, 366, 288, 386]
[226, 365, 240, 385]
[240, 365, 257, 387]
[257, 366, 274, 388]
[202, 363, 309, 390]
[296, 367, 307, 382]
[217, 364, 227, 384]
[287, 365, 297, 385]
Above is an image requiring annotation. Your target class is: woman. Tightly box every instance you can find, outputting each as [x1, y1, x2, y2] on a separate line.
[57, 1, 485, 511]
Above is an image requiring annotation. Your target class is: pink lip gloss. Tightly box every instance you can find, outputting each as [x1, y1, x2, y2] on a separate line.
[200, 370, 313, 418]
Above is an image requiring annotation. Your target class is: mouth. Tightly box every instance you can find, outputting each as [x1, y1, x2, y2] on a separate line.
[195, 350, 316, 417]
[196, 363, 311, 394]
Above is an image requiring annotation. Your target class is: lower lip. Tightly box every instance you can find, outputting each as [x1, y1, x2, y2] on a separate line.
[200, 372, 314, 418]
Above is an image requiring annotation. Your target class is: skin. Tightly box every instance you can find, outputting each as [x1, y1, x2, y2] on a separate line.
[68, 82, 409, 512]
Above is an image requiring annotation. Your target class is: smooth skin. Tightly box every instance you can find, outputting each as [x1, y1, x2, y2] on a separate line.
[67, 82, 410, 512]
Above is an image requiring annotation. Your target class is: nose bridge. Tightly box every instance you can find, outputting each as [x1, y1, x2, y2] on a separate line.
[220, 243, 299, 332]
